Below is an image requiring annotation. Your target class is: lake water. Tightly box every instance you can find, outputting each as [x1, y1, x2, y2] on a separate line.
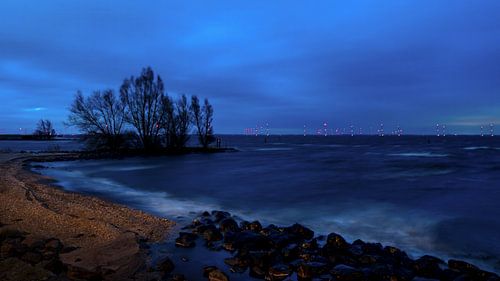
[28, 135, 500, 273]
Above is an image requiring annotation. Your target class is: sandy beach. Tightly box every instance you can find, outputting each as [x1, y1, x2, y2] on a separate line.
[0, 153, 175, 280]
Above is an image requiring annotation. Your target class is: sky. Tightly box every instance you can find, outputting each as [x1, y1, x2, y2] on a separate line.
[1, 1, 499, 135]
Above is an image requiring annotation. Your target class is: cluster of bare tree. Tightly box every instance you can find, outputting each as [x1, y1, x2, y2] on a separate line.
[67, 67, 215, 151]
[33, 119, 56, 140]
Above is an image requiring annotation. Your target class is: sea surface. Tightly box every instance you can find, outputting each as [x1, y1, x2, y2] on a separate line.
[22, 135, 500, 273]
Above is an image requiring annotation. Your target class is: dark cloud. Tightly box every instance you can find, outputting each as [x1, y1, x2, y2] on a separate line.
[1, 0, 499, 134]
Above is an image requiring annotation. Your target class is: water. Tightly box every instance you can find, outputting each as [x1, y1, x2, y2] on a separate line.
[0, 139, 81, 152]
[33, 135, 500, 273]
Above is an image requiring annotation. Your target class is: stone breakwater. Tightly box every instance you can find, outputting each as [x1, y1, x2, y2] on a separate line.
[162, 210, 499, 281]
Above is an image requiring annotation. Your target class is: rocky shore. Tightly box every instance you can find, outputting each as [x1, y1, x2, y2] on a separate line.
[0, 153, 175, 280]
[1, 152, 499, 281]
[165, 210, 500, 281]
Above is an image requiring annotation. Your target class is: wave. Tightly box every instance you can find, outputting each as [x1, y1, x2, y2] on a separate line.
[255, 147, 294, 151]
[463, 146, 500, 151]
[40, 168, 220, 218]
[389, 152, 449, 157]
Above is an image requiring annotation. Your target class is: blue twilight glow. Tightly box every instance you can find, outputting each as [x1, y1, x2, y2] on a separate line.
[0, 0, 499, 134]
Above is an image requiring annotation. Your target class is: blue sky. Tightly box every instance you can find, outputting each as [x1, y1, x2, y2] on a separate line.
[1, 0, 499, 134]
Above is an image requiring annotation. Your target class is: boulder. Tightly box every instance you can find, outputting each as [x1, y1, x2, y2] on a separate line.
[175, 232, 198, 248]
[284, 223, 314, 240]
[219, 218, 240, 233]
[330, 264, 365, 281]
[267, 263, 291, 281]
[296, 261, 328, 279]
[208, 268, 229, 281]
[413, 255, 444, 278]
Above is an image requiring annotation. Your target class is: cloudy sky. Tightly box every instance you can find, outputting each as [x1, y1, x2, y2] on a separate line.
[1, 0, 499, 134]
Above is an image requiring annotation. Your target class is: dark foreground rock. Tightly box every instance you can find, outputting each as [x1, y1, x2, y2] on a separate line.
[177, 210, 500, 281]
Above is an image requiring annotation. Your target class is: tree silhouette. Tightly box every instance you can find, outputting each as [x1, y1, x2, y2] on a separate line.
[67, 90, 125, 149]
[191, 95, 215, 148]
[34, 119, 56, 140]
[120, 67, 166, 150]
[163, 94, 191, 148]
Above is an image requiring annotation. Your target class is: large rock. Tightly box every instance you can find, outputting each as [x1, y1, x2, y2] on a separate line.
[211, 211, 231, 223]
[284, 223, 314, 241]
[413, 255, 444, 279]
[208, 268, 229, 281]
[175, 232, 198, 248]
[330, 264, 365, 281]
[325, 232, 349, 250]
[225, 231, 273, 251]
[296, 261, 328, 279]
[202, 225, 223, 242]
[267, 263, 291, 281]
[219, 218, 240, 233]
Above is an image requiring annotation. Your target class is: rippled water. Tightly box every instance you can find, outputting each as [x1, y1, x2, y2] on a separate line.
[33, 135, 500, 273]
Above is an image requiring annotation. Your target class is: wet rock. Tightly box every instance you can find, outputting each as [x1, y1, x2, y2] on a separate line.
[212, 211, 231, 223]
[359, 241, 384, 256]
[192, 217, 215, 228]
[208, 268, 229, 281]
[239, 221, 250, 230]
[412, 278, 440, 281]
[348, 244, 364, 257]
[227, 231, 273, 251]
[202, 211, 211, 217]
[260, 224, 279, 236]
[244, 249, 277, 270]
[284, 223, 314, 241]
[157, 256, 175, 273]
[282, 243, 300, 262]
[175, 232, 198, 248]
[202, 225, 223, 242]
[224, 256, 248, 269]
[325, 232, 349, 250]
[267, 263, 292, 281]
[413, 255, 444, 278]
[363, 264, 395, 281]
[297, 261, 328, 279]
[219, 218, 240, 233]
[330, 264, 365, 281]
[248, 221, 263, 232]
[250, 265, 267, 279]
[357, 254, 380, 265]
[448, 259, 479, 274]
[268, 232, 299, 249]
[203, 265, 218, 277]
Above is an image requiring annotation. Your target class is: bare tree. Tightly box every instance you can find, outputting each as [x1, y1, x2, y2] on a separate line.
[67, 90, 125, 150]
[163, 94, 191, 148]
[34, 119, 56, 140]
[191, 95, 215, 148]
[120, 67, 166, 150]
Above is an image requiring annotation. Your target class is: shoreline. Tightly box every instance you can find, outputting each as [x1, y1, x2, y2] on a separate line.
[1, 152, 499, 281]
[0, 153, 175, 280]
